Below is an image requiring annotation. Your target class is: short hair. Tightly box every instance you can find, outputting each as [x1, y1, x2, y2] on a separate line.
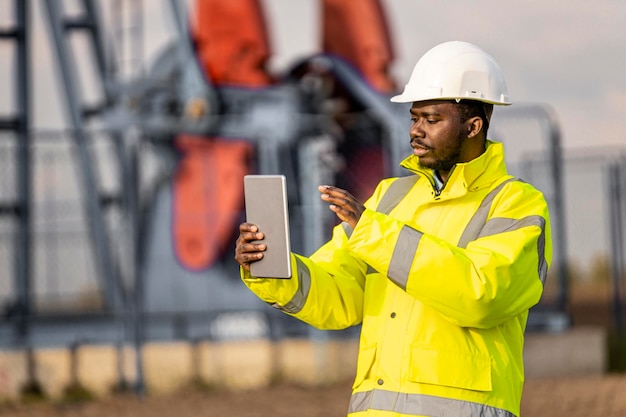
[456, 100, 492, 135]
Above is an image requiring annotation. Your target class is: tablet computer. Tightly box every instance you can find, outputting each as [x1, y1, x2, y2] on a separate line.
[243, 175, 292, 278]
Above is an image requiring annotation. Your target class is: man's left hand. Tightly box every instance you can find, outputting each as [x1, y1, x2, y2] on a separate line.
[319, 185, 365, 230]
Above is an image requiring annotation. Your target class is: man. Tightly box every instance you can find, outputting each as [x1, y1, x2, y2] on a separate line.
[235, 41, 551, 417]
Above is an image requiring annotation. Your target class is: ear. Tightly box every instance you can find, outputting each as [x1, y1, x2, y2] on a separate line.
[466, 116, 483, 138]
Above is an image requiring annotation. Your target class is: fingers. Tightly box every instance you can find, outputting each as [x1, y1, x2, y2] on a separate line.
[237, 223, 266, 248]
[318, 185, 356, 201]
[239, 222, 259, 234]
[318, 185, 355, 210]
[318, 185, 365, 229]
[234, 223, 266, 271]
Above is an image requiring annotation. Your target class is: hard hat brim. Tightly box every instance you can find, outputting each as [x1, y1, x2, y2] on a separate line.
[390, 93, 512, 106]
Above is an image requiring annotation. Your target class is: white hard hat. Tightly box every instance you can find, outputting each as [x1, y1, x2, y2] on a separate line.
[390, 41, 511, 105]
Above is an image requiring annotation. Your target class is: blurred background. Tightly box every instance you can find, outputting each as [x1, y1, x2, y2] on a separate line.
[0, 0, 625, 404]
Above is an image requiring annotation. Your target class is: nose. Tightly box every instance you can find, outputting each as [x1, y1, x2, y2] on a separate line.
[410, 119, 425, 139]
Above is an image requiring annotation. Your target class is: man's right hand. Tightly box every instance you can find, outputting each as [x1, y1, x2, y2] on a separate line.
[234, 222, 267, 272]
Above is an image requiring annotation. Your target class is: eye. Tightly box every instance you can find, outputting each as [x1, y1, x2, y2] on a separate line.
[427, 118, 438, 124]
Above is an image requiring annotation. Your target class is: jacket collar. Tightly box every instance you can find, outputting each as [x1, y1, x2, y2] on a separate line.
[399, 140, 509, 194]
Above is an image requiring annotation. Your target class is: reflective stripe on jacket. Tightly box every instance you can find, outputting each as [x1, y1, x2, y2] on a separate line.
[242, 140, 552, 417]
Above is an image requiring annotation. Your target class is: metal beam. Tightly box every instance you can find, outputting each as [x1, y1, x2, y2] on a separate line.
[43, 0, 125, 311]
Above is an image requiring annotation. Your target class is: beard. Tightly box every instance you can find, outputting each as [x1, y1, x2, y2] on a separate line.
[417, 127, 466, 172]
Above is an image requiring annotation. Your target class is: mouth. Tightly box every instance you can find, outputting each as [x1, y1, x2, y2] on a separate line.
[411, 141, 430, 157]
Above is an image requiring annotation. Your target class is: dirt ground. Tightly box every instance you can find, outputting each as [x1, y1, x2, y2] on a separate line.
[1, 281, 625, 417]
[2, 374, 626, 417]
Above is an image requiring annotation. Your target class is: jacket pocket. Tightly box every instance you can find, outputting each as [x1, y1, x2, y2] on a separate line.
[352, 345, 377, 389]
[408, 346, 493, 392]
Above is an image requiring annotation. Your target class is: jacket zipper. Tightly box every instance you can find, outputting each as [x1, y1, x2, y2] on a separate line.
[433, 166, 456, 198]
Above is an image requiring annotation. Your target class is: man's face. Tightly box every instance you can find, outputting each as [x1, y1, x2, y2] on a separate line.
[409, 100, 471, 175]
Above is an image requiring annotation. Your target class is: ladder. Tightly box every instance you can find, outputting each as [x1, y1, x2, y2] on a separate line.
[0, 0, 32, 343]
[42, 0, 128, 311]
[42, 0, 162, 394]
[0, 0, 43, 396]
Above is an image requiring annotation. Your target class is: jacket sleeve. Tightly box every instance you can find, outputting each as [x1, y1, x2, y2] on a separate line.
[347, 181, 552, 329]
[240, 183, 393, 330]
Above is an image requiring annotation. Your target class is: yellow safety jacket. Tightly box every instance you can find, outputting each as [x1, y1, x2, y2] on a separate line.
[242, 140, 552, 417]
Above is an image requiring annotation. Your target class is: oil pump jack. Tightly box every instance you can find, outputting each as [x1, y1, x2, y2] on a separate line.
[1, 0, 410, 345]
[135, 0, 412, 325]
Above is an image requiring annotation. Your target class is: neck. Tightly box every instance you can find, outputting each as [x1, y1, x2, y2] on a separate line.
[436, 169, 450, 183]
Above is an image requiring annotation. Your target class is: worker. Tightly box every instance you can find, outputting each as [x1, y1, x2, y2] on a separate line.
[235, 40, 552, 417]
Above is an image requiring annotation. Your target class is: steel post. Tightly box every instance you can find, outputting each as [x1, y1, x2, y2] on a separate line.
[43, 0, 124, 310]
